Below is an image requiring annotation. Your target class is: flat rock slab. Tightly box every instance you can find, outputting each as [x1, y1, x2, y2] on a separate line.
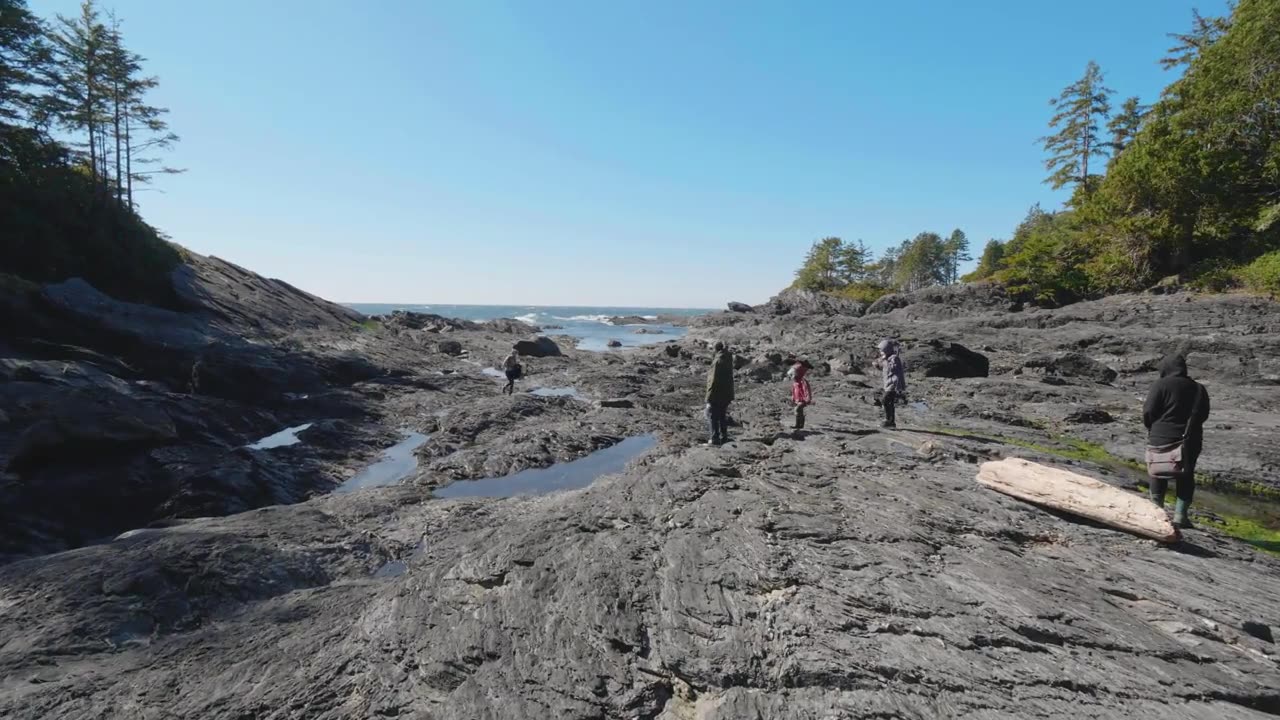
[977, 457, 1180, 543]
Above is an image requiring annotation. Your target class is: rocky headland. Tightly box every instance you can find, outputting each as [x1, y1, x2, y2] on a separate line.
[1, 258, 1279, 719]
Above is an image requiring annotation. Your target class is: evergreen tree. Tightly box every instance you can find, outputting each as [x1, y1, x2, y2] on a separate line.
[44, 0, 109, 186]
[1106, 96, 1146, 159]
[0, 0, 50, 125]
[836, 239, 872, 284]
[894, 232, 948, 291]
[792, 237, 844, 291]
[963, 240, 1006, 282]
[944, 228, 971, 284]
[1160, 7, 1231, 71]
[1041, 60, 1113, 191]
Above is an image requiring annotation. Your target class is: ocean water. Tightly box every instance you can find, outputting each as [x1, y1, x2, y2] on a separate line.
[346, 304, 710, 351]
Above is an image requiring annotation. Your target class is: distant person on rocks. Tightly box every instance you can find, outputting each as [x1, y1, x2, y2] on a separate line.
[502, 348, 522, 395]
[705, 341, 735, 445]
[787, 358, 813, 430]
[874, 338, 907, 429]
[1143, 353, 1210, 529]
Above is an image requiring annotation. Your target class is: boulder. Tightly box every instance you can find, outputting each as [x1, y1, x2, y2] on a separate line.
[632, 328, 665, 335]
[742, 363, 777, 382]
[902, 340, 989, 378]
[733, 354, 752, 370]
[663, 345, 681, 358]
[762, 289, 866, 317]
[865, 293, 911, 315]
[514, 337, 562, 358]
[1021, 352, 1117, 384]
[607, 339, 623, 348]
[437, 340, 464, 356]
[1065, 407, 1116, 424]
[727, 302, 753, 313]
[597, 398, 635, 409]
[827, 353, 862, 376]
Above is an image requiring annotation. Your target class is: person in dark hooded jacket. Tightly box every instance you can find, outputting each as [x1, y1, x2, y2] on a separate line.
[1143, 353, 1210, 528]
[705, 342, 735, 445]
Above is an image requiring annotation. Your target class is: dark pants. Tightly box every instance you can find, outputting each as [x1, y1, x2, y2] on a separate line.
[504, 368, 519, 395]
[794, 403, 806, 430]
[882, 389, 898, 427]
[707, 402, 730, 442]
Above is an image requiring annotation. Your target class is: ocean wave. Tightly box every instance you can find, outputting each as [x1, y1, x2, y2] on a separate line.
[552, 314, 614, 324]
[514, 313, 542, 324]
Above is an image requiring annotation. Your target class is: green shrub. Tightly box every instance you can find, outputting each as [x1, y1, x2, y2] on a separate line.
[832, 282, 891, 304]
[1239, 250, 1280, 295]
[1, 127, 181, 306]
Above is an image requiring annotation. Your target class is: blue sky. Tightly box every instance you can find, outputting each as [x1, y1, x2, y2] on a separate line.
[33, 0, 1230, 307]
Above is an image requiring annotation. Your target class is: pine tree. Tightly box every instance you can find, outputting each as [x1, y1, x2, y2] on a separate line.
[0, 0, 50, 125]
[44, 0, 109, 187]
[1106, 96, 1146, 159]
[944, 228, 971, 284]
[1041, 60, 1113, 191]
[836, 239, 871, 284]
[1160, 7, 1231, 71]
[963, 240, 1006, 282]
[792, 237, 844, 291]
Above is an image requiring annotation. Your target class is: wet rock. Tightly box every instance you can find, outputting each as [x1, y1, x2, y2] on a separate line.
[514, 337, 562, 358]
[728, 301, 753, 313]
[1021, 352, 1118, 384]
[597, 398, 634, 409]
[632, 328, 665, 335]
[664, 345, 681, 358]
[607, 339, 623, 348]
[902, 340, 989, 378]
[437, 340, 464, 356]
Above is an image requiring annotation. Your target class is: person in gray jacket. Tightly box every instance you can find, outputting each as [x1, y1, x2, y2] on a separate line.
[873, 338, 907, 429]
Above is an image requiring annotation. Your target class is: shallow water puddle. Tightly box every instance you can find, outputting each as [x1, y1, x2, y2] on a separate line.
[481, 367, 506, 379]
[530, 386, 583, 399]
[434, 434, 657, 500]
[335, 431, 430, 493]
[373, 560, 407, 578]
[247, 423, 313, 450]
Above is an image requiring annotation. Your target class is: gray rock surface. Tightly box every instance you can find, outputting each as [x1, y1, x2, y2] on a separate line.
[2, 265, 1280, 719]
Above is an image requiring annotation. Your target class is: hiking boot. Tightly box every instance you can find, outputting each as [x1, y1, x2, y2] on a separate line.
[1173, 499, 1194, 529]
[881, 421, 896, 429]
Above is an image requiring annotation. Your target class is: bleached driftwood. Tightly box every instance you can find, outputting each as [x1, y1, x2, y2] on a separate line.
[976, 457, 1179, 543]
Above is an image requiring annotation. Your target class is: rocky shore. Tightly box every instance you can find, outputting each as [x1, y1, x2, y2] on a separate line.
[1, 258, 1279, 718]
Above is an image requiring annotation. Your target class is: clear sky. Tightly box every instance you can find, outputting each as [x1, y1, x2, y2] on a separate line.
[33, 0, 1230, 307]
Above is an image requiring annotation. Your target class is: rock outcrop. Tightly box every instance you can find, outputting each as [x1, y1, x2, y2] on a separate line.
[514, 337, 563, 358]
[2, 263, 1280, 719]
[902, 339, 990, 378]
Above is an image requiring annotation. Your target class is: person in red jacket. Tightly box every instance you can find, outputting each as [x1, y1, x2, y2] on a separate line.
[787, 358, 813, 430]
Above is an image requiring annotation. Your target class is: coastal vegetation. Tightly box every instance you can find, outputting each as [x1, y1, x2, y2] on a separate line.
[793, 0, 1280, 306]
[1, 0, 180, 303]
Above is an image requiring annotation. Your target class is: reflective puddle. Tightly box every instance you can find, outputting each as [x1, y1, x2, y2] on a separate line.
[247, 423, 313, 450]
[434, 434, 657, 500]
[335, 431, 430, 493]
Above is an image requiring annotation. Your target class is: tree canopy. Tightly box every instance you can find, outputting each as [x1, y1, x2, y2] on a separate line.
[1, 0, 182, 303]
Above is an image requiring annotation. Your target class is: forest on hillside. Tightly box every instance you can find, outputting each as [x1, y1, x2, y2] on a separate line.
[1, 0, 180, 302]
[792, 0, 1280, 305]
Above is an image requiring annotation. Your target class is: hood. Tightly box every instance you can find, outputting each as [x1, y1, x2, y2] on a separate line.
[1159, 353, 1188, 378]
[792, 362, 808, 381]
[877, 338, 899, 356]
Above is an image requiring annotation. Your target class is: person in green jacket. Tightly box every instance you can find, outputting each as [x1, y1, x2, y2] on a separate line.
[705, 341, 735, 445]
